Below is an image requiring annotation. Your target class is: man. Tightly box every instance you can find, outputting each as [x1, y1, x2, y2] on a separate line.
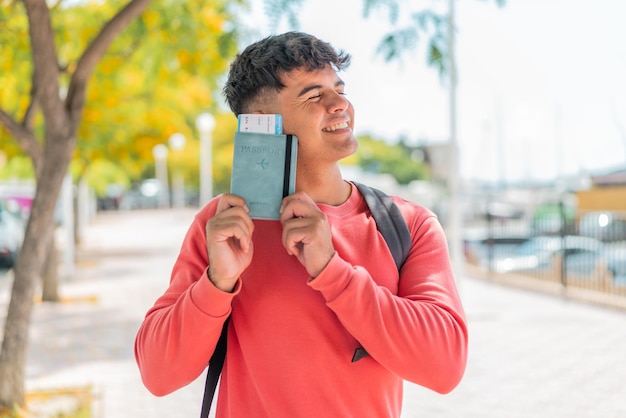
[135, 32, 468, 417]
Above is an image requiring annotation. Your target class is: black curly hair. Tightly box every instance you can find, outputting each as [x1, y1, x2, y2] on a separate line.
[223, 32, 351, 116]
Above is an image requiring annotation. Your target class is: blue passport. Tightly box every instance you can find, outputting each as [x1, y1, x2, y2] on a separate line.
[230, 132, 298, 220]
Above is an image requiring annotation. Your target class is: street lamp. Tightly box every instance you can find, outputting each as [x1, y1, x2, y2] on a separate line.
[168, 133, 187, 208]
[447, 0, 464, 276]
[152, 144, 170, 209]
[196, 112, 215, 206]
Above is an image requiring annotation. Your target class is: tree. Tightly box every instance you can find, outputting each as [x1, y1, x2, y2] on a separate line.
[0, 0, 153, 408]
[68, 0, 239, 197]
[0, 0, 239, 409]
[268, 0, 504, 77]
[348, 134, 430, 184]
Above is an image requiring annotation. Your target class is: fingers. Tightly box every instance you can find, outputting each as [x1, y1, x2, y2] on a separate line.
[217, 193, 249, 214]
[280, 192, 335, 277]
[279, 192, 318, 256]
[208, 194, 255, 252]
[204, 196, 256, 292]
[279, 192, 317, 219]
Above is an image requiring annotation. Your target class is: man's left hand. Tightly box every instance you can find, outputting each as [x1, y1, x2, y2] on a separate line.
[279, 192, 335, 278]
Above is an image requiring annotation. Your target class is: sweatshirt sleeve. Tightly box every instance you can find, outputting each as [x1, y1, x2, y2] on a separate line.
[134, 201, 240, 396]
[308, 207, 468, 394]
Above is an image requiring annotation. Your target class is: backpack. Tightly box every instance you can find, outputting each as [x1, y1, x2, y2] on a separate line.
[200, 182, 411, 418]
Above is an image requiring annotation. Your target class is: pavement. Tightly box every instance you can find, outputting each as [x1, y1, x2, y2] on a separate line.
[1, 208, 626, 417]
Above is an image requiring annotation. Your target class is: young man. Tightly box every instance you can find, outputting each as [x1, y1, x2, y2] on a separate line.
[135, 32, 468, 417]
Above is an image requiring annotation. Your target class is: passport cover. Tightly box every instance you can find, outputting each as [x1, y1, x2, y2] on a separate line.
[230, 132, 298, 220]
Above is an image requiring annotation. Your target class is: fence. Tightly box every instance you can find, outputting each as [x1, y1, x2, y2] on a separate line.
[464, 200, 626, 310]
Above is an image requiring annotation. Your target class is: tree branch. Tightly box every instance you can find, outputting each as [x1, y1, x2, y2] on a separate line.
[22, 0, 63, 133]
[65, 0, 153, 127]
[23, 71, 39, 129]
[0, 107, 43, 167]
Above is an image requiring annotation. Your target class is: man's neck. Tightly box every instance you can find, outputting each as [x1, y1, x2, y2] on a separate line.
[296, 165, 351, 206]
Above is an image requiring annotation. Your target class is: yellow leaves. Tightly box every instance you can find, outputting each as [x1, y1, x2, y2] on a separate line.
[176, 49, 194, 67]
[83, 159, 131, 197]
[200, 8, 225, 33]
[134, 134, 160, 161]
[82, 107, 101, 124]
[103, 95, 118, 109]
[98, 56, 124, 76]
[2, 0, 243, 194]
[142, 10, 160, 30]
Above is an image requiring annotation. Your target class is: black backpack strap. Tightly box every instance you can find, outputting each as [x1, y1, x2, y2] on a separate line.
[352, 181, 411, 270]
[200, 317, 230, 418]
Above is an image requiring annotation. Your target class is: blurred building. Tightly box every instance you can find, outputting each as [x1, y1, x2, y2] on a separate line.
[575, 169, 626, 211]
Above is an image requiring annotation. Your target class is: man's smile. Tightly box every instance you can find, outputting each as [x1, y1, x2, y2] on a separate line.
[322, 121, 349, 132]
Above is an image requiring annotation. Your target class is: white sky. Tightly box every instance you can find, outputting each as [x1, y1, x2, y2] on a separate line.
[238, 0, 626, 183]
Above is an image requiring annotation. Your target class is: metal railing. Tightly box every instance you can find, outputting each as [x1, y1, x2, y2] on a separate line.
[464, 203, 626, 309]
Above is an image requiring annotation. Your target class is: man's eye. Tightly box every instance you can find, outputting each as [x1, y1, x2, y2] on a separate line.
[307, 94, 322, 100]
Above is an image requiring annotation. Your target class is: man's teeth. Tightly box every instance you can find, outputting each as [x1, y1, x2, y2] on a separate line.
[323, 122, 348, 132]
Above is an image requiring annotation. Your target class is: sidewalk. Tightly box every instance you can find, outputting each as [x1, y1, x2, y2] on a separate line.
[3, 208, 625, 417]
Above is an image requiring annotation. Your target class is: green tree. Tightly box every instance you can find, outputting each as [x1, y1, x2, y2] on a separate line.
[64, 0, 239, 197]
[351, 135, 430, 184]
[0, 0, 240, 410]
[267, 0, 504, 77]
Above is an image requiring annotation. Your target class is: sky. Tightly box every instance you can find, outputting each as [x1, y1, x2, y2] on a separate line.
[236, 0, 626, 184]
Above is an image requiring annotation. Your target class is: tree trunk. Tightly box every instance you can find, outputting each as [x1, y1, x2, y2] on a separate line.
[41, 238, 60, 302]
[0, 172, 62, 409]
[0, 0, 153, 409]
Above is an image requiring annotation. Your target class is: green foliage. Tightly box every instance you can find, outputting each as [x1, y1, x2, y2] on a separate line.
[362, 0, 400, 24]
[211, 113, 238, 195]
[352, 135, 429, 185]
[0, 156, 34, 180]
[376, 10, 447, 76]
[263, 0, 305, 30]
[0, 1, 32, 157]
[71, 159, 130, 198]
[267, 0, 506, 77]
[0, 0, 244, 197]
[71, 0, 241, 191]
[371, 0, 505, 77]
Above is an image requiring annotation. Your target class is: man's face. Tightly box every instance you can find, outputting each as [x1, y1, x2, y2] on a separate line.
[264, 65, 358, 167]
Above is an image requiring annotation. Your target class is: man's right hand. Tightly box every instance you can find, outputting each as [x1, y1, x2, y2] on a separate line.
[205, 194, 255, 292]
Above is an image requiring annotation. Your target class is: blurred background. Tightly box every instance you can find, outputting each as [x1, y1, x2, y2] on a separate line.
[1, 1, 625, 415]
[1, 0, 625, 302]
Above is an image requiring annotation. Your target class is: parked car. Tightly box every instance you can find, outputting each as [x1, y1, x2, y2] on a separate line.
[484, 234, 626, 285]
[604, 245, 626, 285]
[487, 235, 603, 274]
[579, 211, 626, 242]
[465, 235, 529, 266]
[0, 199, 26, 269]
[568, 243, 626, 285]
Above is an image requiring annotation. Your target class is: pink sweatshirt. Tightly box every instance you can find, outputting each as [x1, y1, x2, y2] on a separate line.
[135, 183, 468, 417]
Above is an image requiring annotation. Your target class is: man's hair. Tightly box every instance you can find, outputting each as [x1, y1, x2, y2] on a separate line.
[223, 32, 351, 116]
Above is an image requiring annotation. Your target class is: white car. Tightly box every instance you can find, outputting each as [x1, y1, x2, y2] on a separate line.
[490, 235, 603, 274]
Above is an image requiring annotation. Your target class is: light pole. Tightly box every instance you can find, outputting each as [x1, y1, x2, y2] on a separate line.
[152, 144, 170, 209]
[196, 112, 216, 206]
[169, 133, 187, 208]
[447, 0, 464, 277]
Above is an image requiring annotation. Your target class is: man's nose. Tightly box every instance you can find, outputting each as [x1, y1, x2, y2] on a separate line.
[325, 91, 349, 113]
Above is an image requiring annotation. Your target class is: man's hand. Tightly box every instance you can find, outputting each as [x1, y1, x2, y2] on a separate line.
[205, 194, 255, 292]
[280, 192, 335, 278]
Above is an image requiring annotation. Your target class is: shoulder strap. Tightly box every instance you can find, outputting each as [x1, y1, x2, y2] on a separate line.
[200, 318, 229, 418]
[352, 181, 411, 270]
